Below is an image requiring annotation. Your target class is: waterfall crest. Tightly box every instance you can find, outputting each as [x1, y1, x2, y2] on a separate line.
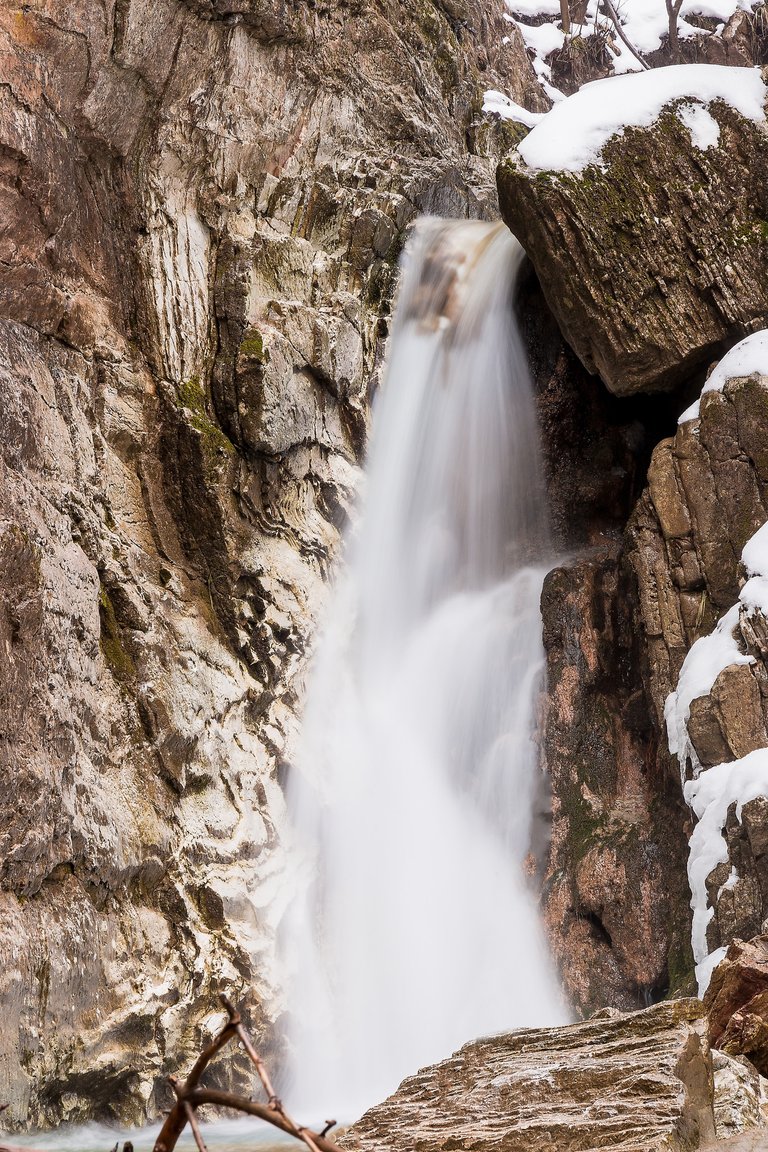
[281, 218, 567, 1120]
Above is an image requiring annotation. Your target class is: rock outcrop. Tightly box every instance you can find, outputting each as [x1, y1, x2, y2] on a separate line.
[706, 937, 768, 1077]
[502, 67, 768, 1010]
[518, 272, 695, 1015]
[498, 74, 768, 396]
[0, 0, 543, 1128]
[539, 549, 694, 1015]
[629, 370, 768, 730]
[343, 999, 723, 1151]
[628, 360, 768, 971]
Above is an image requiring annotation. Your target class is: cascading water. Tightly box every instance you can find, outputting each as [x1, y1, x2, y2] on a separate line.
[280, 218, 567, 1121]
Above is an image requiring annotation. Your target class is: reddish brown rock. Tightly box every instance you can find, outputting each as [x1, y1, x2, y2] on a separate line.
[705, 937, 768, 1071]
[540, 550, 693, 1014]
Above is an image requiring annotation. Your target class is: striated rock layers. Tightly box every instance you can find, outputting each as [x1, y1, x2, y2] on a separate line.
[498, 74, 768, 396]
[0, 0, 543, 1128]
[343, 999, 756, 1152]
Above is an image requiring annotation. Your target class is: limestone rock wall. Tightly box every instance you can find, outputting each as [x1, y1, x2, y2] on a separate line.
[0, 0, 542, 1127]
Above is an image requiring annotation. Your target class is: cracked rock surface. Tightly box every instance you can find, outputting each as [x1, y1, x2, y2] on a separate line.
[343, 999, 720, 1152]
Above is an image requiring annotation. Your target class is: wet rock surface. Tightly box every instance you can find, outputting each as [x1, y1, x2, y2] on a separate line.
[498, 83, 768, 396]
[0, 0, 542, 1128]
[343, 999, 719, 1152]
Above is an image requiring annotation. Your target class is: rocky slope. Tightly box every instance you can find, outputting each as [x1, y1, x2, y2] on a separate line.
[343, 998, 766, 1151]
[0, 0, 543, 1128]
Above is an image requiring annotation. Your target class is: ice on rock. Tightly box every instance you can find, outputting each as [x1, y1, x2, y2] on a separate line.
[664, 604, 753, 772]
[685, 751, 768, 993]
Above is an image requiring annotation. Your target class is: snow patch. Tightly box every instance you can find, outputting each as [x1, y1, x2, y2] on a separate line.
[685, 750, 768, 992]
[676, 101, 721, 150]
[482, 90, 545, 127]
[622, 0, 761, 56]
[516, 64, 765, 173]
[742, 520, 768, 578]
[505, 0, 561, 15]
[503, 0, 763, 101]
[664, 604, 753, 772]
[679, 329, 768, 424]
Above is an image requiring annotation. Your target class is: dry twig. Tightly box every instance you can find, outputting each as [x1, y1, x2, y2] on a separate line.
[153, 995, 342, 1152]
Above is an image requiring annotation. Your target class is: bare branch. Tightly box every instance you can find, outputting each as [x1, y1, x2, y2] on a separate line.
[183, 1102, 209, 1152]
[185, 1091, 336, 1152]
[602, 0, 650, 69]
[153, 996, 344, 1152]
[560, 0, 571, 35]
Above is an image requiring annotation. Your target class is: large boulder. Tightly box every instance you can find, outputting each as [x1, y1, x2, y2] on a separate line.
[498, 66, 768, 396]
[343, 999, 720, 1151]
[705, 937, 768, 1077]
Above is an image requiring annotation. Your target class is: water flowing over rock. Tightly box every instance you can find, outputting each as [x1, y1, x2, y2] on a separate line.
[0, 0, 542, 1128]
[342, 999, 722, 1152]
[497, 68, 768, 396]
[281, 218, 565, 1120]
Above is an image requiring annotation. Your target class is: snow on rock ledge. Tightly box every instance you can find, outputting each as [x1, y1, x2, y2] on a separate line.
[498, 64, 768, 395]
[517, 65, 765, 172]
[626, 341, 768, 997]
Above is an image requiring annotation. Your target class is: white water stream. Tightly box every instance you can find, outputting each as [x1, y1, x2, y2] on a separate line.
[281, 218, 566, 1120]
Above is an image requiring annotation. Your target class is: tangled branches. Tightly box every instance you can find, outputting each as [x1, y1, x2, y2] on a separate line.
[153, 995, 344, 1152]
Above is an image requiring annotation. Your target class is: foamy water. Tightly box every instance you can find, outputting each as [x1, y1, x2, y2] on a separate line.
[279, 219, 567, 1120]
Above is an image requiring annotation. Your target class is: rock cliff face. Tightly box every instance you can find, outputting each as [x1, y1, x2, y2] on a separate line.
[0, 0, 543, 1128]
[502, 68, 768, 1019]
[633, 363, 768, 972]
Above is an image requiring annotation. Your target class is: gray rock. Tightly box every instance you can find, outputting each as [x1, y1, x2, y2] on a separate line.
[0, 0, 542, 1129]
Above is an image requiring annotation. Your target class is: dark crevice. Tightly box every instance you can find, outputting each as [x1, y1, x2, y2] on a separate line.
[582, 911, 612, 949]
[515, 259, 709, 551]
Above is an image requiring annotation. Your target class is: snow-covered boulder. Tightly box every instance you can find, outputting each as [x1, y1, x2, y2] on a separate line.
[498, 64, 768, 395]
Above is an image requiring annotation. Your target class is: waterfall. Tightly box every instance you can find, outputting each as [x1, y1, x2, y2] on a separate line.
[280, 218, 567, 1121]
